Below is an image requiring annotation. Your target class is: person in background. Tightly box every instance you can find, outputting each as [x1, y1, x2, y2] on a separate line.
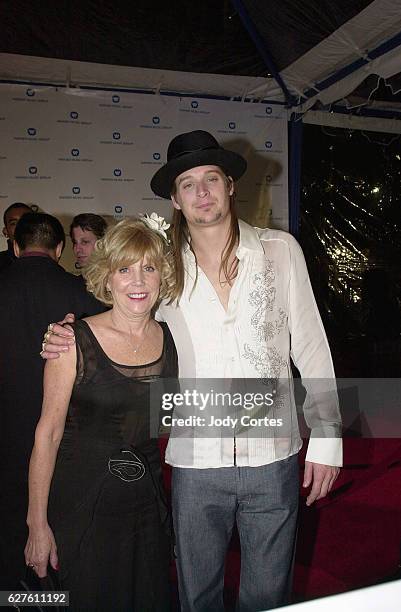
[70, 212, 107, 269]
[25, 218, 177, 611]
[0, 202, 32, 272]
[0, 212, 106, 590]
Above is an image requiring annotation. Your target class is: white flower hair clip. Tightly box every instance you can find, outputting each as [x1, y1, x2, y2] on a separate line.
[140, 212, 170, 242]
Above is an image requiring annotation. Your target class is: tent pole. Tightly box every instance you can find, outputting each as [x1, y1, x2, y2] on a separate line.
[288, 115, 303, 237]
[231, 0, 295, 107]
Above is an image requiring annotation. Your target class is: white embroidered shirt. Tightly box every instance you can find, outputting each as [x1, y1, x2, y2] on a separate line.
[157, 220, 342, 468]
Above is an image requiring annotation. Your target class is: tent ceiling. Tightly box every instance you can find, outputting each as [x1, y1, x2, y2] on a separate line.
[0, 0, 380, 78]
[0, 0, 266, 77]
[235, 0, 373, 72]
[1, 0, 401, 123]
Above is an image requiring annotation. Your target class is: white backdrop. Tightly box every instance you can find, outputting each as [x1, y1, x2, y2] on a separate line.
[0, 84, 288, 271]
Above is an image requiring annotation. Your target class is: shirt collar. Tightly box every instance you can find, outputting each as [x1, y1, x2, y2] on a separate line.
[20, 250, 53, 259]
[236, 219, 264, 259]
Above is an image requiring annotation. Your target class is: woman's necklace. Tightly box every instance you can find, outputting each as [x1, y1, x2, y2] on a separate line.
[109, 312, 153, 355]
[131, 330, 148, 354]
[128, 321, 153, 354]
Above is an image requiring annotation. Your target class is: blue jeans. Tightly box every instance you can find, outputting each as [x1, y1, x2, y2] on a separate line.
[172, 455, 299, 612]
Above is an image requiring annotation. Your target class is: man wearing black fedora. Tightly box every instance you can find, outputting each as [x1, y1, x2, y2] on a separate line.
[151, 130, 342, 611]
[42, 130, 342, 612]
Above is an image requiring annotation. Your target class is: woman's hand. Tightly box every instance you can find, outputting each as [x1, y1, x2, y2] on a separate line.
[40, 314, 76, 359]
[26, 345, 76, 581]
[25, 524, 58, 578]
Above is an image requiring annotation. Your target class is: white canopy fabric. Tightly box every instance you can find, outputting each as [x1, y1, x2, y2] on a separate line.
[279, 0, 401, 107]
[247, 0, 401, 132]
[1, 0, 401, 133]
[0, 52, 276, 102]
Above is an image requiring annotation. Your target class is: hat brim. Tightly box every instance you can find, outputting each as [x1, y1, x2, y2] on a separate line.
[150, 148, 247, 199]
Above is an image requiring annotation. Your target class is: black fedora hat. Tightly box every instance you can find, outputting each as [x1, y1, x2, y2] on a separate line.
[150, 130, 247, 199]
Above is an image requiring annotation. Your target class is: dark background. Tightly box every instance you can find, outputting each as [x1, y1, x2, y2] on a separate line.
[300, 124, 401, 377]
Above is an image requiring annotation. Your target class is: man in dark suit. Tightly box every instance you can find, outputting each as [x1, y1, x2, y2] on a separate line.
[0, 212, 106, 589]
[0, 202, 32, 272]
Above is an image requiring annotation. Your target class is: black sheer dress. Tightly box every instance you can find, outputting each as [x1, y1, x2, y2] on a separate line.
[48, 319, 177, 611]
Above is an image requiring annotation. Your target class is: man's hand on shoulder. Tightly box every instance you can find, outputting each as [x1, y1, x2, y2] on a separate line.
[303, 461, 340, 506]
[40, 313, 76, 360]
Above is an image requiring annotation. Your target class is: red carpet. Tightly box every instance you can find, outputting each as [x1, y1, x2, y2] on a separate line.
[294, 439, 401, 600]
[160, 438, 401, 608]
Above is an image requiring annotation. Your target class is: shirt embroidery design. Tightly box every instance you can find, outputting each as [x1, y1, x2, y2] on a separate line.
[243, 258, 287, 379]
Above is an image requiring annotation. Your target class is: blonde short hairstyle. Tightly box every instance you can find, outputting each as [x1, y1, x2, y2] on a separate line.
[83, 218, 174, 306]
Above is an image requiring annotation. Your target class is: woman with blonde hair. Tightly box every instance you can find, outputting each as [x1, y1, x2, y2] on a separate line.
[25, 217, 177, 611]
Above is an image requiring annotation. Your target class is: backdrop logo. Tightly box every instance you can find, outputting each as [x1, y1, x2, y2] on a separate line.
[113, 132, 121, 140]
[70, 111, 79, 119]
[114, 168, 122, 177]
[152, 116, 160, 125]
[27, 128, 37, 136]
[191, 101, 199, 109]
[229, 122, 236, 130]
[114, 205, 123, 214]
[153, 153, 161, 160]
[72, 186, 81, 194]
[26, 89, 35, 97]
[71, 148, 80, 157]
[28, 166, 38, 175]
[112, 95, 120, 103]
[265, 106, 272, 114]
[265, 141, 272, 149]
